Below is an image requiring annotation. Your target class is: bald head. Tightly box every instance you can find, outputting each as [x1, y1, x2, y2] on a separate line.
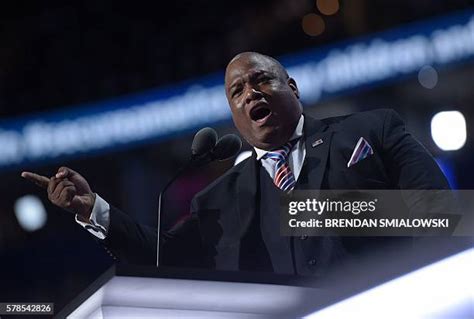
[224, 51, 302, 150]
[226, 52, 289, 83]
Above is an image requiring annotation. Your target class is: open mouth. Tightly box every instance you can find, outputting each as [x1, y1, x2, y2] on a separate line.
[250, 105, 272, 123]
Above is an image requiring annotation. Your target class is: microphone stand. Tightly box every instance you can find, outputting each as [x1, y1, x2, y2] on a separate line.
[156, 154, 212, 267]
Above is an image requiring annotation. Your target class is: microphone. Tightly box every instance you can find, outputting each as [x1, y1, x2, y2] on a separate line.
[211, 134, 242, 161]
[191, 127, 218, 157]
[190, 133, 242, 167]
[156, 128, 241, 267]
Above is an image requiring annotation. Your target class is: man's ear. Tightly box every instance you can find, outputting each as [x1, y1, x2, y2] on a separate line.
[287, 78, 300, 99]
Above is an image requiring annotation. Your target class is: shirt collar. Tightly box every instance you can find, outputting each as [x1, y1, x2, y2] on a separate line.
[254, 114, 305, 160]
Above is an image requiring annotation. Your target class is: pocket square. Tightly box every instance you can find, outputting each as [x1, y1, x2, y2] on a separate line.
[347, 137, 374, 168]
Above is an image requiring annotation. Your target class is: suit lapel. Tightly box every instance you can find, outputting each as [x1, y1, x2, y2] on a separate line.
[303, 115, 333, 190]
[234, 115, 333, 232]
[236, 151, 259, 237]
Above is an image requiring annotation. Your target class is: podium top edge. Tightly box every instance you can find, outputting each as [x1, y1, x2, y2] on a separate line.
[114, 264, 322, 288]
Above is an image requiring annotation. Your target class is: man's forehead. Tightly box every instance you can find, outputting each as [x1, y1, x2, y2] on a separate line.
[227, 54, 274, 72]
[225, 55, 278, 83]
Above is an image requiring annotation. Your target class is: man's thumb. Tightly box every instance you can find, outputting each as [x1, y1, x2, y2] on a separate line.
[55, 166, 76, 179]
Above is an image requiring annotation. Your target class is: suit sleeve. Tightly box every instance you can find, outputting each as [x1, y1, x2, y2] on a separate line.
[380, 109, 458, 225]
[381, 109, 450, 190]
[101, 201, 210, 267]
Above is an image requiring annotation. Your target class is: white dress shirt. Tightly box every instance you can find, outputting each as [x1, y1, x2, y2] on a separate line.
[254, 114, 306, 181]
[77, 115, 307, 239]
[75, 193, 110, 239]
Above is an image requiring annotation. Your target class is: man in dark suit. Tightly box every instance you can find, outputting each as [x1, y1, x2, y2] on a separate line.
[22, 52, 450, 276]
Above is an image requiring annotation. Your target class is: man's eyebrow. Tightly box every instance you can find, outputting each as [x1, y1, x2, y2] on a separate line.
[250, 70, 265, 77]
[227, 69, 270, 92]
[252, 70, 276, 80]
[228, 78, 243, 91]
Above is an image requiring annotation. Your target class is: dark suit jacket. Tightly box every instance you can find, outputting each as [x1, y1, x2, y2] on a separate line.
[102, 109, 450, 274]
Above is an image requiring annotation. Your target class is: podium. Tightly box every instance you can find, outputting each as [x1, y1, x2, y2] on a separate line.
[57, 266, 327, 318]
[58, 238, 472, 318]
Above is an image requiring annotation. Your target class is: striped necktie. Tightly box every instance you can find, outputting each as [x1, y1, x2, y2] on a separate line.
[263, 139, 300, 192]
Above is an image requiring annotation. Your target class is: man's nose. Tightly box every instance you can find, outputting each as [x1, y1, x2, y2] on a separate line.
[245, 87, 263, 104]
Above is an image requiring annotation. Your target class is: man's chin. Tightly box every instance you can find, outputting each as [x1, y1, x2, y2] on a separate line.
[250, 128, 286, 150]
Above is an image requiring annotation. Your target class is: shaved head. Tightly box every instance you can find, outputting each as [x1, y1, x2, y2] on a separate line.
[226, 52, 289, 82]
[224, 51, 302, 150]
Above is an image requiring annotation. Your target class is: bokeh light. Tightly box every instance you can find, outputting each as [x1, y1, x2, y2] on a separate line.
[14, 195, 47, 232]
[302, 13, 326, 36]
[418, 65, 438, 89]
[431, 111, 466, 151]
[317, 0, 340, 16]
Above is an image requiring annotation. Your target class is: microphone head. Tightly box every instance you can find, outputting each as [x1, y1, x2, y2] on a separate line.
[212, 134, 242, 161]
[192, 127, 218, 156]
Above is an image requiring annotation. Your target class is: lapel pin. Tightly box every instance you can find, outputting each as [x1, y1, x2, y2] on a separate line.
[312, 139, 323, 147]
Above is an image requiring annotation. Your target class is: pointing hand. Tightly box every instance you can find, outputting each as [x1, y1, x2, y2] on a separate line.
[21, 167, 95, 220]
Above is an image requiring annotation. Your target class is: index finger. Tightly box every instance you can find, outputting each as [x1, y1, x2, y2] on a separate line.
[21, 171, 50, 189]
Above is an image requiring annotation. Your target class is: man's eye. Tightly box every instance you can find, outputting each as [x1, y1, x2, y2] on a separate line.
[232, 89, 242, 98]
[258, 76, 271, 83]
